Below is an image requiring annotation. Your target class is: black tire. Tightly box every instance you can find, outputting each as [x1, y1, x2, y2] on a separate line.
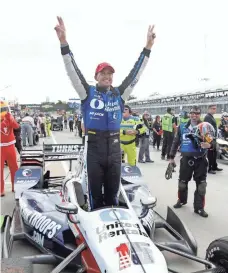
[206, 237, 228, 272]
[2, 258, 33, 273]
[33, 133, 39, 145]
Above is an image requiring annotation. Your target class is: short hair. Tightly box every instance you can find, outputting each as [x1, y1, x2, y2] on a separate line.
[190, 106, 201, 113]
[208, 104, 216, 109]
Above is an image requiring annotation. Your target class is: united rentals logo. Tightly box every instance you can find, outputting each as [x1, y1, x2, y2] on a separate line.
[96, 222, 148, 243]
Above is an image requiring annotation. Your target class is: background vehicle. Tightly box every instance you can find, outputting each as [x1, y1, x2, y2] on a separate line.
[51, 117, 63, 131]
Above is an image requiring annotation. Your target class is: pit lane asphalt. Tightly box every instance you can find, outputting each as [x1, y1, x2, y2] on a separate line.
[1, 129, 228, 273]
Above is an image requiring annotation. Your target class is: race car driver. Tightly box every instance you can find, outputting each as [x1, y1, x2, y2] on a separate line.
[0, 101, 19, 196]
[55, 16, 156, 209]
[169, 106, 215, 218]
[120, 105, 145, 166]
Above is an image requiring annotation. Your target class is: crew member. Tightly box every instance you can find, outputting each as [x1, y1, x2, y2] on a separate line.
[55, 16, 156, 209]
[120, 105, 145, 166]
[204, 105, 223, 174]
[0, 101, 19, 196]
[45, 115, 51, 137]
[170, 106, 215, 218]
[21, 113, 34, 146]
[138, 111, 154, 163]
[178, 111, 189, 126]
[69, 114, 74, 132]
[161, 107, 177, 160]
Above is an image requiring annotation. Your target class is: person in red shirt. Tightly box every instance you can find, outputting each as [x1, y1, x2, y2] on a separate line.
[0, 101, 19, 196]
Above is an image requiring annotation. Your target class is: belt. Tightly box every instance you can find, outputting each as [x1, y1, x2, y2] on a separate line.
[121, 139, 136, 145]
[87, 130, 120, 137]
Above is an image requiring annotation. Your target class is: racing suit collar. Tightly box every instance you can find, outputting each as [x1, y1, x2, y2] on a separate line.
[185, 119, 201, 128]
[96, 84, 114, 93]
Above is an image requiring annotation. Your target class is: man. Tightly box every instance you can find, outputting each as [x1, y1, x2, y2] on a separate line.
[0, 101, 19, 196]
[161, 107, 177, 160]
[21, 113, 34, 146]
[55, 16, 156, 209]
[204, 105, 223, 174]
[38, 113, 46, 137]
[138, 111, 154, 163]
[120, 105, 145, 166]
[169, 106, 215, 218]
[178, 111, 189, 126]
[45, 115, 51, 137]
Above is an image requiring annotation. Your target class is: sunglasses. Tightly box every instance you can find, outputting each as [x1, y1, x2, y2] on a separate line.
[124, 108, 129, 111]
[190, 112, 201, 115]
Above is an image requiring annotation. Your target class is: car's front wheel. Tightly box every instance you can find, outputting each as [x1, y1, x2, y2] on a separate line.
[206, 237, 228, 272]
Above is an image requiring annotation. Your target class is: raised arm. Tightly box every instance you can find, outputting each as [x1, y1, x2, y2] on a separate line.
[119, 25, 156, 101]
[55, 16, 89, 101]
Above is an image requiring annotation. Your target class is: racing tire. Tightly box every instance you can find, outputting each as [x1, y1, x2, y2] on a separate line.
[33, 133, 39, 145]
[1, 258, 33, 273]
[205, 237, 228, 272]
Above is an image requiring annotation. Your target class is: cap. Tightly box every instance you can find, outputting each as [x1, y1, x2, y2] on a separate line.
[95, 62, 115, 75]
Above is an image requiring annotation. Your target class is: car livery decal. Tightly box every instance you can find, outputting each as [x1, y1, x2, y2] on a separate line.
[96, 222, 148, 243]
[21, 206, 62, 239]
[116, 242, 154, 270]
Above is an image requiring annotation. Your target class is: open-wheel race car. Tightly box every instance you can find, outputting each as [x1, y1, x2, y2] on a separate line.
[1, 143, 228, 273]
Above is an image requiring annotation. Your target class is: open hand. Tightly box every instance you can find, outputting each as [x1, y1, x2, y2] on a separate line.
[145, 25, 156, 50]
[54, 16, 67, 44]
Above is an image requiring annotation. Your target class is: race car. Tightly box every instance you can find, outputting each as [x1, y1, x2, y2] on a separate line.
[1, 144, 227, 273]
[51, 117, 63, 131]
[216, 138, 228, 162]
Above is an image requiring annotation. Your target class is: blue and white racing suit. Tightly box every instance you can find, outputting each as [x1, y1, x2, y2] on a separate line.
[60, 44, 151, 209]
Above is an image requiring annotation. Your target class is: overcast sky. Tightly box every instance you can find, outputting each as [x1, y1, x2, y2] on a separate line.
[0, 0, 228, 103]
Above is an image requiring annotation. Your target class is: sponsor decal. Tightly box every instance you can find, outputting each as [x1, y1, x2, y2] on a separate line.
[116, 242, 154, 269]
[99, 209, 131, 222]
[16, 179, 37, 184]
[104, 101, 120, 112]
[90, 99, 105, 110]
[32, 230, 44, 246]
[21, 207, 62, 239]
[89, 111, 104, 117]
[46, 155, 78, 160]
[124, 166, 132, 173]
[96, 222, 148, 243]
[22, 169, 32, 177]
[51, 145, 79, 153]
[122, 176, 140, 180]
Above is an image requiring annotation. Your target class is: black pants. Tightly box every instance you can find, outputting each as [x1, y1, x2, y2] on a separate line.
[161, 131, 174, 159]
[69, 120, 74, 132]
[207, 148, 218, 171]
[77, 121, 82, 138]
[40, 123, 46, 137]
[87, 132, 121, 209]
[153, 132, 161, 148]
[177, 156, 208, 210]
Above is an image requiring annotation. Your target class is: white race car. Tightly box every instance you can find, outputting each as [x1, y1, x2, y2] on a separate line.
[1, 144, 227, 272]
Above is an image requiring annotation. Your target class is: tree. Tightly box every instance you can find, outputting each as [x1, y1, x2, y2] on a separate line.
[56, 100, 63, 104]
[128, 95, 137, 101]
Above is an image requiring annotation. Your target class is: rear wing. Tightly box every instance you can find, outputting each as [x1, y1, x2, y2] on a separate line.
[20, 143, 84, 162]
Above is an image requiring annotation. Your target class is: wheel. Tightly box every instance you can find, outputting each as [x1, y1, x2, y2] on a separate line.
[33, 133, 39, 145]
[206, 237, 228, 272]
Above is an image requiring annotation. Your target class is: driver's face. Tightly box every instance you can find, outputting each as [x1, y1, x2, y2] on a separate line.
[190, 111, 201, 122]
[96, 68, 113, 88]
